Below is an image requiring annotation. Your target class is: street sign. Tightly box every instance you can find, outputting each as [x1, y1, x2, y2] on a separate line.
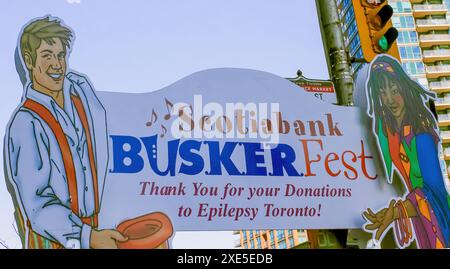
[287, 71, 337, 104]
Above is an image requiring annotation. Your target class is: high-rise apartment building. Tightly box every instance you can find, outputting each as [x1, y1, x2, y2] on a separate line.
[235, 229, 308, 249]
[235, 229, 359, 249]
[338, 0, 450, 192]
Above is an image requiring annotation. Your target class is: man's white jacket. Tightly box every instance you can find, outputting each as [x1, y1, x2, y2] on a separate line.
[4, 72, 108, 249]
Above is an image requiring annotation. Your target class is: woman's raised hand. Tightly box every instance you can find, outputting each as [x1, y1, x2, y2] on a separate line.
[363, 199, 397, 241]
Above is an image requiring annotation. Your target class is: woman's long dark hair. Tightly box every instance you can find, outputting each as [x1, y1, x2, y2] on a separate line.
[367, 56, 438, 142]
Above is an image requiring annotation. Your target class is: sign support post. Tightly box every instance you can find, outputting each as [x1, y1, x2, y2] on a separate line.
[311, 0, 355, 249]
[315, 0, 353, 106]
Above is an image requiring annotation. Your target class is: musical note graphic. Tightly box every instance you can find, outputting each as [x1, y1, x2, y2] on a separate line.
[163, 98, 174, 121]
[160, 124, 167, 138]
[146, 109, 158, 127]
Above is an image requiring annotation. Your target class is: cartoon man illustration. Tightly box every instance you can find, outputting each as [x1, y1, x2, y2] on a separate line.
[3, 16, 128, 249]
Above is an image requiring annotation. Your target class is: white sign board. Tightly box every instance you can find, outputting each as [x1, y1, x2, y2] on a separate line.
[97, 68, 396, 231]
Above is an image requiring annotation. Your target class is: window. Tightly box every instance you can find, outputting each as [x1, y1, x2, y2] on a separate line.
[446, 0, 450, 11]
[353, 48, 363, 59]
[349, 35, 362, 55]
[412, 46, 421, 58]
[352, 48, 364, 73]
[392, 17, 401, 28]
[343, 8, 355, 28]
[289, 238, 295, 248]
[277, 230, 285, 241]
[402, 62, 425, 75]
[328, 234, 337, 246]
[400, 46, 407, 59]
[346, 20, 358, 41]
[410, 32, 418, 43]
[393, 1, 411, 13]
[318, 232, 327, 247]
[398, 31, 418, 44]
[341, 0, 351, 11]
[416, 62, 425, 74]
[398, 46, 422, 59]
[393, 15, 415, 28]
[317, 232, 337, 247]
[278, 240, 287, 249]
[402, 16, 415, 28]
[398, 32, 404, 44]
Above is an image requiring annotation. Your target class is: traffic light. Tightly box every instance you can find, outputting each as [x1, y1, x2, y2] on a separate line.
[351, 0, 400, 62]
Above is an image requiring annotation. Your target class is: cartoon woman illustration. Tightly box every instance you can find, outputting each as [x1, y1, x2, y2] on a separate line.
[363, 55, 450, 249]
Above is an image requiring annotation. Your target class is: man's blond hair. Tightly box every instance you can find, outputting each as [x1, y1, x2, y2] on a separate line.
[20, 17, 72, 67]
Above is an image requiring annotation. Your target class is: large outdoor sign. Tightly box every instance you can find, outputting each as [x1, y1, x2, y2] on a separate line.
[3, 16, 449, 249]
[97, 67, 395, 233]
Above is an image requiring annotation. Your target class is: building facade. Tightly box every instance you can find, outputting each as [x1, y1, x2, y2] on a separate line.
[236, 229, 308, 249]
[235, 229, 359, 249]
[338, 0, 450, 193]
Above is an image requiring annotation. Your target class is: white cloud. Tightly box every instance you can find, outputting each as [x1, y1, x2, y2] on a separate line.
[67, 0, 81, 4]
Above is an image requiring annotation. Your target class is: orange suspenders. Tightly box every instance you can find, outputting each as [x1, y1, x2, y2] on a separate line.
[71, 94, 100, 227]
[21, 94, 99, 248]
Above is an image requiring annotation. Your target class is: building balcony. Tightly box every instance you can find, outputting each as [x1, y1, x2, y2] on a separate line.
[413, 4, 447, 18]
[434, 96, 450, 110]
[423, 49, 450, 63]
[429, 80, 450, 93]
[446, 165, 450, 177]
[438, 113, 450, 127]
[420, 34, 450, 48]
[416, 19, 450, 33]
[443, 148, 450, 160]
[426, 65, 450, 79]
[441, 130, 450, 143]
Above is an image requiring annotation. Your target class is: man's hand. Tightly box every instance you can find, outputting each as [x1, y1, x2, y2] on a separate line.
[66, 71, 89, 86]
[90, 229, 128, 249]
[363, 199, 397, 241]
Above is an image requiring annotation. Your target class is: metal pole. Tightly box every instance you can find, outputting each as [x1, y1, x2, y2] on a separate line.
[308, 0, 352, 249]
[316, 0, 354, 106]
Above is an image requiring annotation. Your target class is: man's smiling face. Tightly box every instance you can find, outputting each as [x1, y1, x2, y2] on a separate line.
[29, 37, 67, 92]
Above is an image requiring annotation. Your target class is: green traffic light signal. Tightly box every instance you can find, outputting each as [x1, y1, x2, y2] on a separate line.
[377, 28, 398, 52]
[378, 36, 389, 52]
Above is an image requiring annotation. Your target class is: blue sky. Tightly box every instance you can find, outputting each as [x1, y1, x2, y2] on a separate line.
[0, 0, 328, 248]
